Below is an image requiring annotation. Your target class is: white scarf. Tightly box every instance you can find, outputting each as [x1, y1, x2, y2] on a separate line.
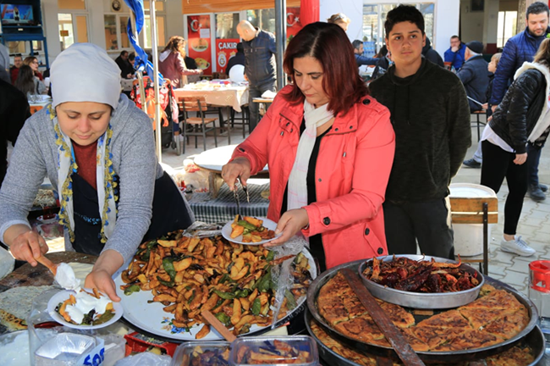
[50, 106, 118, 244]
[287, 100, 334, 210]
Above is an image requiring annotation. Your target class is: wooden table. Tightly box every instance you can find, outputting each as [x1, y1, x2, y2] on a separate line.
[194, 145, 268, 197]
[173, 83, 249, 113]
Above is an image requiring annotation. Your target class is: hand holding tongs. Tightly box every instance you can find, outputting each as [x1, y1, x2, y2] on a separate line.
[232, 177, 250, 219]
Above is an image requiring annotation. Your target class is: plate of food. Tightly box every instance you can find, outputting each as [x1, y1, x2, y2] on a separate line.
[115, 231, 316, 341]
[47, 288, 123, 330]
[221, 216, 281, 245]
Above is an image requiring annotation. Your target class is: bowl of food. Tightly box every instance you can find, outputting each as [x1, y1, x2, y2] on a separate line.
[222, 216, 280, 245]
[359, 255, 484, 309]
[47, 288, 123, 330]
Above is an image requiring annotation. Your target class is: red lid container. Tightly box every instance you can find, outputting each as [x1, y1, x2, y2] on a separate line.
[529, 260, 550, 293]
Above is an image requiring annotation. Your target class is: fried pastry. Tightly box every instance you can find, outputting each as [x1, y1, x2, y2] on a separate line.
[483, 305, 530, 340]
[432, 329, 501, 351]
[415, 309, 471, 329]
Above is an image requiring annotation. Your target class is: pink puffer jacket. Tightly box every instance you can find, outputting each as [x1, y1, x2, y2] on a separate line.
[231, 85, 395, 269]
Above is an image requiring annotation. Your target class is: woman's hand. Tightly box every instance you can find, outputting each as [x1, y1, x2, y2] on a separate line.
[85, 249, 124, 302]
[514, 152, 527, 165]
[8, 226, 48, 267]
[221, 157, 251, 191]
[264, 209, 309, 247]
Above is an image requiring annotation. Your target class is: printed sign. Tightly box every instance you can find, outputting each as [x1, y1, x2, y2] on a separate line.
[215, 38, 239, 74]
[187, 15, 212, 75]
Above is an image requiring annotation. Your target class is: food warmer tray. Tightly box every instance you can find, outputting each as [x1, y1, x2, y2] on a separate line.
[305, 308, 547, 366]
[306, 260, 539, 363]
[358, 255, 484, 309]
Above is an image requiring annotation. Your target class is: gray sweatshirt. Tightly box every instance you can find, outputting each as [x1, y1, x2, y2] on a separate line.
[0, 94, 186, 263]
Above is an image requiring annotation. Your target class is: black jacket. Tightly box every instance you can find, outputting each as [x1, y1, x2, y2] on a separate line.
[490, 67, 549, 152]
[369, 59, 471, 202]
[422, 37, 444, 67]
[0, 79, 30, 185]
[456, 55, 489, 111]
[226, 51, 245, 74]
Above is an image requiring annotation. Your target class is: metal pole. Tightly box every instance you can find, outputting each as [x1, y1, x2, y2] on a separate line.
[150, 0, 162, 162]
[274, 0, 287, 90]
[130, 14, 147, 114]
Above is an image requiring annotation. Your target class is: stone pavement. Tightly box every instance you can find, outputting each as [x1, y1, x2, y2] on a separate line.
[161, 118, 550, 296]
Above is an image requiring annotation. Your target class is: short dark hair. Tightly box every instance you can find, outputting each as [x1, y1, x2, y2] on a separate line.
[128, 52, 135, 61]
[237, 42, 244, 53]
[451, 35, 460, 40]
[120, 50, 128, 57]
[384, 5, 425, 38]
[282, 22, 369, 116]
[352, 40, 363, 50]
[526, 1, 549, 19]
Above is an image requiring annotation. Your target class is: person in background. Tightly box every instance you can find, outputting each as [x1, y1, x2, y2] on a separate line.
[352, 40, 378, 67]
[371, 45, 392, 80]
[369, 5, 471, 260]
[0, 43, 9, 73]
[327, 13, 351, 32]
[222, 22, 395, 272]
[444, 35, 466, 70]
[422, 37, 444, 67]
[236, 21, 277, 132]
[226, 42, 245, 75]
[159, 36, 203, 89]
[15, 65, 46, 96]
[184, 55, 198, 70]
[490, 1, 550, 202]
[10, 54, 22, 84]
[480, 39, 550, 257]
[0, 43, 195, 301]
[115, 50, 133, 79]
[0, 79, 30, 186]
[23, 56, 43, 80]
[456, 41, 489, 112]
[126, 52, 136, 78]
[463, 53, 502, 169]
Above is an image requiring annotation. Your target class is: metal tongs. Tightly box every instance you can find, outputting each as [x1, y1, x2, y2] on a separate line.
[233, 177, 250, 219]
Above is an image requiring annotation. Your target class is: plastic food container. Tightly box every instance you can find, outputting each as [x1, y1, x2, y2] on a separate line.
[229, 336, 318, 366]
[171, 341, 231, 366]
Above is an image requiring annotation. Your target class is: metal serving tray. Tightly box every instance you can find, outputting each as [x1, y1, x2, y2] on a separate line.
[306, 260, 540, 363]
[358, 255, 485, 309]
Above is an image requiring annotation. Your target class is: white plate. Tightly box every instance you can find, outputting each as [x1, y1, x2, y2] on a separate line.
[47, 290, 123, 330]
[114, 248, 317, 341]
[221, 217, 282, 245]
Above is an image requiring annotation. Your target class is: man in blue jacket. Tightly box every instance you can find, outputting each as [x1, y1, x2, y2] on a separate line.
[352, 40, 378, 67]
[237, 20, 277, 132]
[490, 1, 550, 201]
[456, 41, 489, 112]
[444, 35, 466, 70]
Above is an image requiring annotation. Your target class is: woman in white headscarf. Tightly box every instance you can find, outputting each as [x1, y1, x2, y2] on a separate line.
[0, 43, 195, 300]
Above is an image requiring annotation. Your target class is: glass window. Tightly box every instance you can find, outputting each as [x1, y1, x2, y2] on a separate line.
[58, 0, 86, 10]
[497, 11, 517, 48]
[120, 16, 130, 48]
[246, 9, 276, 34]
[8, 41, 26, 54]
[76, 15, 88, 43]
[143, 2, 164, 11]
[144, 15, 166, 49]
[104, 14, 118, 50]
[59, 13, 75, 51]
[216, 13, 240, 39]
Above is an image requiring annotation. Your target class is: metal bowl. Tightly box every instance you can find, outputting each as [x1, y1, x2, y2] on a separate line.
[358, 255, 485, 309]
[307, 260, 540, 363]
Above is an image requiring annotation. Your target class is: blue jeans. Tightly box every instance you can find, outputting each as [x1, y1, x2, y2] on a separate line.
[527, 142, 542, 187]
[248, 82, 276, 132]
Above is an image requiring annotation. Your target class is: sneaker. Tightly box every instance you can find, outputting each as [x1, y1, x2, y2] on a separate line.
[463, 158, 481, 168]
[500, 236, 536, 256]
[528, 184, 546, 202]
[539, 184, 548, 192]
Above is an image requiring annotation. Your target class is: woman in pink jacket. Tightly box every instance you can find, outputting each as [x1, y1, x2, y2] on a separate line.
[222, 22, 395, 271]
[159, 36, 202, 88]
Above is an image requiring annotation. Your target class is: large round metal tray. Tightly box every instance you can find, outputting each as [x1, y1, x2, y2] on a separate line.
[307, 260, 539, 363]
[359, 255, 485, 309]
[305, 308, 547, 366]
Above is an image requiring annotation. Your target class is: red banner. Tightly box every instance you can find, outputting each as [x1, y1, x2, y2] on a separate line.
[286, 7, 303, 41]
[215, 38, 240, 74]
[187, 15, 213, 75]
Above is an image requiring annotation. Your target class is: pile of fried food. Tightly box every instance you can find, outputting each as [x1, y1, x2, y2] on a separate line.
[234, 340, 313, 364]
[310, 319, 534, 366]
[120, 231, 312, 338]
[182, 345, 230, 366]
[362, 256, 480, 292]
[56, 288, 115, 326]
[317, 272, 531, 353]
[229, 216, 275, 243]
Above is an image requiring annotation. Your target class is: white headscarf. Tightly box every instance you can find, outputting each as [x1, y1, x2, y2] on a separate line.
[50, 43, 121, 109]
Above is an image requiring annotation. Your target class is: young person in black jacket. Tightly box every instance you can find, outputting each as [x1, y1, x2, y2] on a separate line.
[480, 39, 550, 257]
[369, 5, 471, 259]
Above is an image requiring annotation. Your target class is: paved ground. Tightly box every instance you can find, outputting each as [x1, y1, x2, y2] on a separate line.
[160, 116, 550, 296]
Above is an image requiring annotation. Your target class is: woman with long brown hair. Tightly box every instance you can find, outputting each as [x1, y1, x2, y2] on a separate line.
[480, 38, 550, 256]
[221, 22, 395, 271]
[15, 64, 46, 95]
[23, 56, 43, 80]
[159, 36, 202, 88]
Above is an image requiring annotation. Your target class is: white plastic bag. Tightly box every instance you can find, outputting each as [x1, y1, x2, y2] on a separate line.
[0, 246, 15, 279]
[114, 352, 171, 366]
